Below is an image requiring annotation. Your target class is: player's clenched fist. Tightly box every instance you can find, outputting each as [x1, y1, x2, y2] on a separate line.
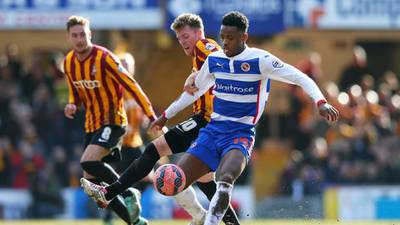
[183, 71, 199, 95]
[64, 103, 77, 119]
[318, 102, 339, 123]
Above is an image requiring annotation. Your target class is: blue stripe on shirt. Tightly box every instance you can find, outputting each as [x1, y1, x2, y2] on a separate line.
[233, 58, 261, 74]
[208, 56, 230, 73]
[215, 78, 260, 95]
[213, 97, 257, 118]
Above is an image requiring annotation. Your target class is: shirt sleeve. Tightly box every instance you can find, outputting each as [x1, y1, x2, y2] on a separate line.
[105, 53, 157, 121]
[260, 54, 326, 104]
[164, 58, 215, 119]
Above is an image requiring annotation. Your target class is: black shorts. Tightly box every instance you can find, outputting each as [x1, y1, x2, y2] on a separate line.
[164, 114, 208, 154]
[84, 125, 126, 152]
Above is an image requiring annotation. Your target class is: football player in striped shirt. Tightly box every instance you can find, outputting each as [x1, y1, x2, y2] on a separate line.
[151, 11, 339, 225]
[63, 15, 155, 225]
[81, 13, 240, 225]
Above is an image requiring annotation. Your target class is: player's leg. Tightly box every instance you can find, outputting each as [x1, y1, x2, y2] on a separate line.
[80, 126, 142, 225]
[196, 173, 240, 225]
[104, 115, 207, 200]
[171, 152, 211, 225]
[102, 118, 206, 192]
[116, 147, 149, 225]
[80, 145, 133, 225]
[204, 149, 247, 225]
[176, 152, 212, 190]
[103, 135, 169, 200]
[83, 116, 207, 223]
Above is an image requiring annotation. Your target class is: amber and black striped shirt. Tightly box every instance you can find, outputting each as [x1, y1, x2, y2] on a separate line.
[64, 45, 156, 133]
[192, 38, 221, 121]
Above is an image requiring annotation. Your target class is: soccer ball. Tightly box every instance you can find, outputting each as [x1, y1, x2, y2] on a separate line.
[153, 164, 186, 196]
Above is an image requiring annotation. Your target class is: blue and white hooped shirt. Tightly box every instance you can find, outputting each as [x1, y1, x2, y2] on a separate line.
[165, 47, 326, 132]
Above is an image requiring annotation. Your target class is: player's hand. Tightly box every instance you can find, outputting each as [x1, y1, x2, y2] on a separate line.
[183, 71, 199, 95]
[318, 102, 339, 123]
[64, 103, 77, 119]
[150, 114, 168, 133]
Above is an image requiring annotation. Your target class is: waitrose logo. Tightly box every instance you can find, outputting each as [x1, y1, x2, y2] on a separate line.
[215, 83, 255, 94]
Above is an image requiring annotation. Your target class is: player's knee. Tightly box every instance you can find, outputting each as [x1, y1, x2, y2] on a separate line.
[216, 173, 235, 185]
[80, 145, 106, 162]
[80, 160, 101, 174]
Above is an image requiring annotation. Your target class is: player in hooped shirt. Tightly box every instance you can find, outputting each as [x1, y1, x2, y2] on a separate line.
[151, 11, 340, 225]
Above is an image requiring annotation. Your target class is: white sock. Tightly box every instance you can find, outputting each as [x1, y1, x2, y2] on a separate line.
[205, 181, 233, 225]
[173, 186, 206, 222]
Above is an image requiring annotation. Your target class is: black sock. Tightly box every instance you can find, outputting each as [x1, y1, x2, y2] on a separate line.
[88, 179, 131, 224]
[105, 143, 159, 200]
[81, 161, 119, 184]
[108, 196, 132, 225]
[197, 181, 241, 225]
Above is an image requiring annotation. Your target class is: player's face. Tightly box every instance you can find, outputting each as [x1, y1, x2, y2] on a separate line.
[220, 25, 248, 57]
[67, 25, 92, 54]
[175, 25, 202, 57]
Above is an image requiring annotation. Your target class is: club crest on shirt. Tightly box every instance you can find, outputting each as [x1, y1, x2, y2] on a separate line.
[241, 62, 250, 72]
[205, 43, 216, 51]
[272, 59, 284, 68]
[91, 66, 97, 76]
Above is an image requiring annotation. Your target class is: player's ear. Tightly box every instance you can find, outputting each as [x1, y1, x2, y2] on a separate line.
[241, 32, 248, 42]
[66, 31, 71, 42]
[197, 29, 203, 38]
[88, 30, 92, 40]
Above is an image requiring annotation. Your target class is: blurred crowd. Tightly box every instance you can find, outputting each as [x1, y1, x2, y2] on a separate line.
[0, 44, 85, 217]
[279, 46, 400, 197]
[0, 43, 399, 209]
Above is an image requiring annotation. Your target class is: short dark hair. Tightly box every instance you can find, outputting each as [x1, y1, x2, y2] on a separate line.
[66, 15, 90, 31]
[170, 13, 204, 31]
[222, 11, 249, 32]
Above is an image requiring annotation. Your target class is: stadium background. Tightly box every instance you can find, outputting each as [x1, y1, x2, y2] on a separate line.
[0, 0, 400, 223]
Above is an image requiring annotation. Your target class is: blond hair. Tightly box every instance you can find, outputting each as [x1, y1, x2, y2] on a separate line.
[66, 15, 90, 31]
[170, 13, 204, 31]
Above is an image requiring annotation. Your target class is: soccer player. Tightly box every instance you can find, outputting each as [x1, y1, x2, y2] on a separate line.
[63, 15, 156, 225]
[81, 13, 241, 225]
[103, 52, 149, 225]
[150, 11, 340, 225]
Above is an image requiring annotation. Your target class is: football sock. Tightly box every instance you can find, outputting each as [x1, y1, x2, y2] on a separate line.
[173, 186, 206, 222]
[108, 195, 133, 225]
[80, 160, 133, 197]
[204, 181, 233, 225]
[88, 178, 132, 224]
[197, 181, 240, 224]
[81, 161, 119, 184]
[105, 143, 159, 200]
